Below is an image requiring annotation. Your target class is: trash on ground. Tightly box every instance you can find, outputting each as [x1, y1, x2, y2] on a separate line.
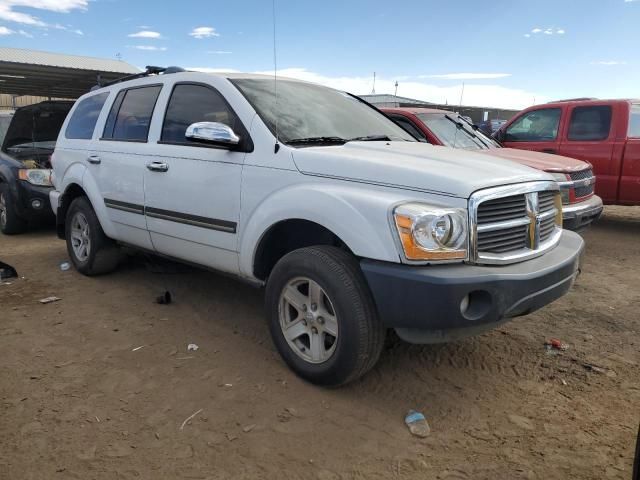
[242, 424, 256, 433]
[156, 291, 172, 305]
[59, 261, 70, 271]
[131, 345, 145, 352]
[39, 296, 61, 304]
[405, 410, 431, 438]
[544, 338, 568, 353]
[0, 261, 18, 281]
[187, 343, 199, 352]
[179, 408, 203, 430]
[583, 362, 617, 377]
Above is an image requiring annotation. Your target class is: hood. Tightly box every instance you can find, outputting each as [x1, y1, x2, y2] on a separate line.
[2, 101, 73, 151]
[482, 147, 590, 173]
[291, 142, 551, 199]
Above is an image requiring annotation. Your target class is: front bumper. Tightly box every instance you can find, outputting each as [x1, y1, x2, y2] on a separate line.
[562, 195, 603, 231]
[361, 231, 584, 344]
[14, 180, 54, 222]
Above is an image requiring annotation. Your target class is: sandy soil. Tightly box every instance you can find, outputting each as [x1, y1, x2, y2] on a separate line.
[1, 206, 638, 480]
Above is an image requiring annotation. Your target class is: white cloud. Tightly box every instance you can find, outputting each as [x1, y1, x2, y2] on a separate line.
[207, 50, 232, 54]
[419, 73, 511, 80]
[128, 30, 161, 39]
[0, 0, 87, 26]
[130, 45, 167, 51]
[0, 26, 15, 35]
[137, 25, 151, 29]
[189, 26, 219, 39]
[51, 23, 83, 35]
[18, 29, 32, 37]
[189, 67, 544, 110]
[529, 26, 565, 36]
[590, 60, 627, 65]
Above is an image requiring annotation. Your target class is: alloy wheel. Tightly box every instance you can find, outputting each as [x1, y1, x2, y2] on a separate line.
[279, 277, 339, 364]
[70, 212, 91, 262]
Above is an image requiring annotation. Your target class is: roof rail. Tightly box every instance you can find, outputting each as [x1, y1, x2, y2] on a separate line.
[547, 97, 598, 103]
[99, 65, 186, 88]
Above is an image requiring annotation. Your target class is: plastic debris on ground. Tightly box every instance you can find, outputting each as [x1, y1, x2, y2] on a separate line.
[187, 343, 199, 352]
[405, 410, 431, 438]
[0, 261, 18, 281]
[156, 291, 172, 304]
[59, 262, 70, 271]
[39, 296, 61, 304]
[544, 338, 568, 354]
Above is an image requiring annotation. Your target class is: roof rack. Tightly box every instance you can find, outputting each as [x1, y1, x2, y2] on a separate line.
[97, 65, 186, 89]
[547, 97, 598, 103]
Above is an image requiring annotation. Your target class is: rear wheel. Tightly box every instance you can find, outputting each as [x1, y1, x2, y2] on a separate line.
[0, 183, 27, 235]
[265, 246, 385, 386]
[65, 196, 120, 275]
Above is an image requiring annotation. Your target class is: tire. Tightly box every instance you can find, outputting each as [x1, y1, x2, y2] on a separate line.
[0, 183, 28, 235]
[65, 196, 120, 276]
[265, 245, 385, 386]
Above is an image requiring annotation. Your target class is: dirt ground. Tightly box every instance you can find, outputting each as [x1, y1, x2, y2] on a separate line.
[1, 206, 638, 480]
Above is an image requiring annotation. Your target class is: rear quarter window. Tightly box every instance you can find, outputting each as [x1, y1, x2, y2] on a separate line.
[567, 105, 612, 141]
[628, 104, 640, 138]
[65, 93, 109, 140]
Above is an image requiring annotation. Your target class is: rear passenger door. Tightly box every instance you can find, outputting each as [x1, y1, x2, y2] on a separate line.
[142, 82, 248, 274]
[91, 84, 162, 249]
[558, 104, 616, 202]
[501, 107, 564, 154]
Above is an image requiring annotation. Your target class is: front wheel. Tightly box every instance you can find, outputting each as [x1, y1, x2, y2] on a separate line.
[65, 196, 120, 275]
[265, 246, 385, 386]
[0, 183, 27, 235]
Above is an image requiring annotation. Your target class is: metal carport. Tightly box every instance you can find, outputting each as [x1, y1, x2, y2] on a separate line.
[0, 47, 140, 99]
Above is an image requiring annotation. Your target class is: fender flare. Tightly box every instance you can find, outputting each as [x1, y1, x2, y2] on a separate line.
[58, 163, 118, 238]
[238, 183, 401, 278]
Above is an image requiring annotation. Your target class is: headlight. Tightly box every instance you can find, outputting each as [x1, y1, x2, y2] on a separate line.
[18, 169, 52, 186]
[393, 203, 468, 261]
[549, 172, 570, 204]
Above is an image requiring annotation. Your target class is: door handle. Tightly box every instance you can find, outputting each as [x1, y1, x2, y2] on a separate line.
[87, 155, 101, 164]
[146, 162, 169, 172]
[542, 149, 556, 154]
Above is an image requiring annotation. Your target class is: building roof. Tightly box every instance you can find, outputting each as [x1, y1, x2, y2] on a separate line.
[0, 47, 140, 99]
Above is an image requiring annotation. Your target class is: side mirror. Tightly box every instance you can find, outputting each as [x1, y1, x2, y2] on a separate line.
[185, 122, 240, 147]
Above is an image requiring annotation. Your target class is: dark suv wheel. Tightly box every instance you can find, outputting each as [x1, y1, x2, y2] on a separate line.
[65, 196, 120, 275]
[0, 183, 27, 235]
[265, 245, 385, 386]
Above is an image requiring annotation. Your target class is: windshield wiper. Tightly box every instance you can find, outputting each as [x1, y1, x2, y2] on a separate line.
[347, 134, 392, 142]
[444, 115, 490, 149]
[287, 136, 347, 146]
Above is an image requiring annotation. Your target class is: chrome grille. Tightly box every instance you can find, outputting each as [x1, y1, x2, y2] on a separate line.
[470, 182, 562, 265]
[569, 168, 595, 198]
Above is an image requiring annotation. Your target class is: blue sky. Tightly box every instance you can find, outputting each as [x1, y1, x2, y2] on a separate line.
[0, 0, 638, 108]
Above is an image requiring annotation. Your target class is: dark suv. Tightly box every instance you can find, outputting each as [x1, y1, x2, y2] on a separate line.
[0, 101, 73, 234]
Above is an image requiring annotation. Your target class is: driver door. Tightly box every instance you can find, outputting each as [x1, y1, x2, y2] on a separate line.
[143, 82, 250, 275]
[501, 107, 565, 155]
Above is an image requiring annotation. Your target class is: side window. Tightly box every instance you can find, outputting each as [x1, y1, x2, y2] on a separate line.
[389, 115, 428, 142]
[629, 105, 640, 138]
[567, 106, 612, 141]
[102, 85, 162, 142]
[65, 93, 109, 139]
[505, 108, 561, 142]
[161, 84, 240, 144]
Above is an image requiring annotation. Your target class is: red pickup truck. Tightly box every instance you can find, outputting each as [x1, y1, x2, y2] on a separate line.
[383, 107, 603, 231]
[493, 98, 639, 205]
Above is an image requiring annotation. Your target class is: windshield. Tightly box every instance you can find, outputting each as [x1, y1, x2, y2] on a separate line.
[232, 79, 415, 144]
[417, 113, 500, 150]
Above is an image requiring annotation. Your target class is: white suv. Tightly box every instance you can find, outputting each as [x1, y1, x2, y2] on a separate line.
[50, 68, 584, 386]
